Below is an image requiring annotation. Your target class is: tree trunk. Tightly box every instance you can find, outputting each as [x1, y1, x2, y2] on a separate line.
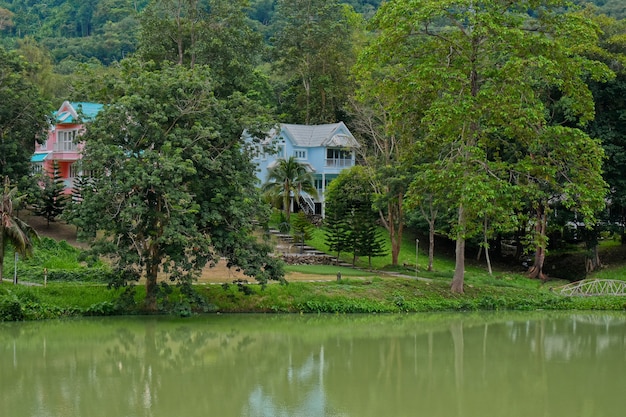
[527, 205, 548, 281]
[145, 265, 158, 311]
[428, 220, 435, 272]
[0, 228, 4, 283]
[585, 243, 601, 273]
[145, 243, 160, 311]
[388, 194, 403, 266]
[483, 218, 492, 275]
[284, 180, 291, 222]
[451, 205, 465, 294]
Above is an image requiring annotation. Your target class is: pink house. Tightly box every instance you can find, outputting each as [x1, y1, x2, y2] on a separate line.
[32, 101, 103, 194]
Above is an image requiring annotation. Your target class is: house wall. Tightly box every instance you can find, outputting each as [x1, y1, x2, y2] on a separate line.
[33, 101, 102, 195]
[34, 125, 84, 195]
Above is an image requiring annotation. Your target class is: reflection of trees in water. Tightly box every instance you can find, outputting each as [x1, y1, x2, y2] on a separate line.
[1, 313, 626, 417]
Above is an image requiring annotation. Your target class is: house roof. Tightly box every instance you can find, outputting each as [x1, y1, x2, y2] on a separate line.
[55, 101, 103, 124]
[281, 122, 360, 148]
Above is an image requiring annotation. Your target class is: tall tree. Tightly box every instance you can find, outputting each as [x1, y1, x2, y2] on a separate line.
[0, 46, 50, 183]
[271, 0, 362, 123]
[352, 204, 387, 269]
[584, 14, 626, 240]
[0, 7, 14, 32]
[0, 177, 38, 284]
[16, 37, 65, 102]
[72, 60, 283, 310]
[138, 0, 264, 97]
[347, 98, 413, 267]
[261, 156, 318, 223]
[324, 166, 384, 267]
[33, 162, 67, 226]
[367, 0, 611, 292]
[324, 196, 350, 264]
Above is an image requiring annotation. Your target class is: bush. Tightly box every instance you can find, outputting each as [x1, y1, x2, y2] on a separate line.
[0, 295, 23, 321]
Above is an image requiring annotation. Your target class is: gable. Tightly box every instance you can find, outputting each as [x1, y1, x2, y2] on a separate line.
[55, 101, 103, 124]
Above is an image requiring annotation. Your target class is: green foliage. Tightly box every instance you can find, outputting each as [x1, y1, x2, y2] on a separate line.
[0, 293, 24, 321]
[261, 156, 318, 222]
[324, 166, 386, 266]
[291, 212, 314, 246]
[1, 177, 39, 282]
[32, 162, 67, 226]
[0, 46, 50, 182]
[271, 0, 362, 123]
[363, 0, 612, 291]
[2, 0, 145, 65]
[137, 0, 264, 97]
[10, 237, 110, 283]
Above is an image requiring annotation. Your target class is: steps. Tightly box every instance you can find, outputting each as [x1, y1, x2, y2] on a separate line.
[267, 228, 351, 266]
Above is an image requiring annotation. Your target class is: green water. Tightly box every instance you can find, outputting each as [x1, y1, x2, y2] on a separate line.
[1, 312, 625, 417]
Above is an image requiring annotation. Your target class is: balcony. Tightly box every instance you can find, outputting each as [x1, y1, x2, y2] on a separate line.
[53, 143, 78, 152]
[325, 158, 353, 168]
[51, 142, 81, 160]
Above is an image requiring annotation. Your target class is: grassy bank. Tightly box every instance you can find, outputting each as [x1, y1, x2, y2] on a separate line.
[2, 216, 626, 321]
[2, 274, 625, 321]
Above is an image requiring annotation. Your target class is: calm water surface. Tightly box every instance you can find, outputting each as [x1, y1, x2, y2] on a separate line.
[1, 312, 625, 417]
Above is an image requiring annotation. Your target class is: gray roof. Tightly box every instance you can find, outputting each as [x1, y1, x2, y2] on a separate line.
[281, 122, 360, 148]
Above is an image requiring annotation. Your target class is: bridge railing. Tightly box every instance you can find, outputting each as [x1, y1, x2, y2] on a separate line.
[555, 279, 626, 297]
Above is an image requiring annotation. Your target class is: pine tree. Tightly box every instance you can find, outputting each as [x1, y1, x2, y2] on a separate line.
[64, 173, 95, 239]
[354, 209, 387, 270]
[324, 200, 349, 265]
[291, 212, 314, 253]
[33, 162, 66, 226]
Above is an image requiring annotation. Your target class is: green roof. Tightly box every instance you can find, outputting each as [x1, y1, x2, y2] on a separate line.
[55, 101, 103, 124]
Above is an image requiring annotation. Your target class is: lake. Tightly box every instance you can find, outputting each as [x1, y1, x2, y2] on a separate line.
[1, 312, 625, 417]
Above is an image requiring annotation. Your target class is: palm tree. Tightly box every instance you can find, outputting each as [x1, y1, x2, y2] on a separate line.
[1, 177, 38, 283]
[261, 156, 318, 222]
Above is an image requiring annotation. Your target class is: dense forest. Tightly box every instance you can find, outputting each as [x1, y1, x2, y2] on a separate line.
[0, 1, 621, 67]
[1, 0, 626, 296]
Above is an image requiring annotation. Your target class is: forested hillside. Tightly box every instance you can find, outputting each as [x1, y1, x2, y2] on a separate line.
[0, 0, 621, 67]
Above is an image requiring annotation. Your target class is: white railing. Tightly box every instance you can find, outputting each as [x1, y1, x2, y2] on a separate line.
[325, 159, 353, 168]
[299, 192, 316, 215]
[53, 143, 79, 152]
[557, 279, 626, 297]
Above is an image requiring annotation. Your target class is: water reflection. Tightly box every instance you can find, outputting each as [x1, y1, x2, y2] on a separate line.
[1, 312, 625, 417]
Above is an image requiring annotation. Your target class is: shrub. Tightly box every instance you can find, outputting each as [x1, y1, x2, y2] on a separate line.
[0, 295, 23, 321]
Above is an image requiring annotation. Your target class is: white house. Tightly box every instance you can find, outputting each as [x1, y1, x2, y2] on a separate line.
[246, 122, 360, 217]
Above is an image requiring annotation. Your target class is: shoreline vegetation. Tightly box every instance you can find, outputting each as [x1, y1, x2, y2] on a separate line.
[1, 215, 626, 321]
[1, 276, 625, 322]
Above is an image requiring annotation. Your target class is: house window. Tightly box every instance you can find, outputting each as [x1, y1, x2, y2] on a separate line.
[326, 148, 352, 167]
[70, 163, 93, 178]
[294, 149, 307, 160]
[314, 178, 333, 191]
[70, 163, 79, 178]
[57, 129, 78, 151]
[32, 163, 43, 175]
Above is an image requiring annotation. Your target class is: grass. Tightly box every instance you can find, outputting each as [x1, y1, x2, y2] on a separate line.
[2, 213, 626, 321]
[284, 264, 377, 276]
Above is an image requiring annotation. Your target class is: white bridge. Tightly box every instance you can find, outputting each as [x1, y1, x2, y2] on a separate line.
[556, 279, 626, 297]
